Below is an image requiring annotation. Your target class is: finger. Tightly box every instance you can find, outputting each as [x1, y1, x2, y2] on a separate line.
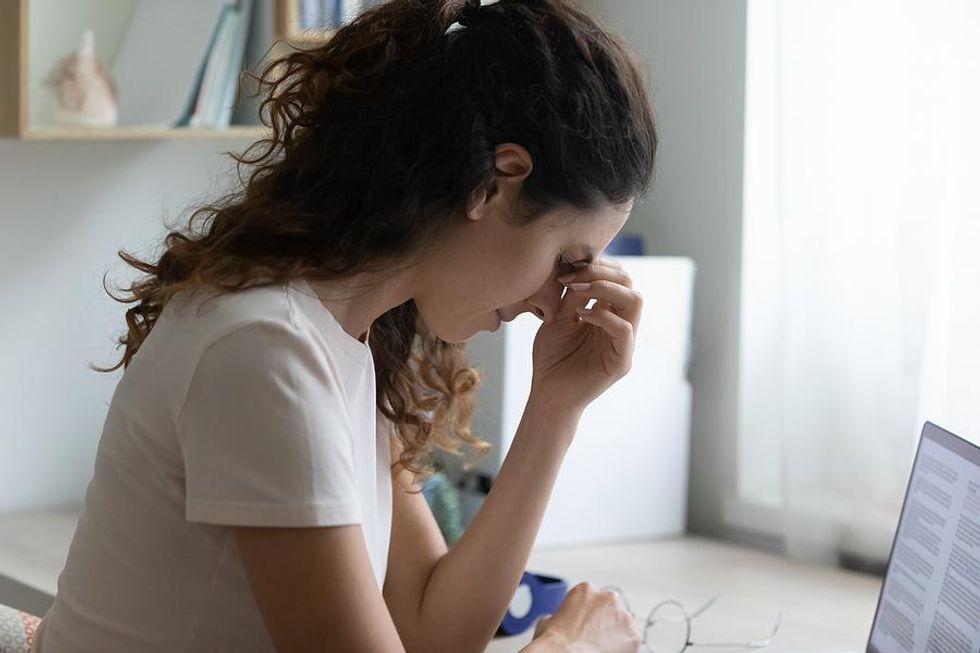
[567, 280, 642, 327]
[533, 615, 551, 638]
[576, 306, 635, 352]
[556, 285, 591, 322]
[561, 259, 635, 325]
[597, 255, 624, 270]
[554, 258, 632, 322]
[558, 262, 633, 290]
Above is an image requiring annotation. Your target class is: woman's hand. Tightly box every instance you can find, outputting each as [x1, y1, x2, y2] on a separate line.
[522, 582, 643, 653]
[529, 256, 643, 414]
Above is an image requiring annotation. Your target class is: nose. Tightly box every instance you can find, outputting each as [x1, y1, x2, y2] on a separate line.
[506, 276, 565, 323]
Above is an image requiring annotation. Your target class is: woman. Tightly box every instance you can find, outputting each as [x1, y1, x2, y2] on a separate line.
[31, 0, 657, 651]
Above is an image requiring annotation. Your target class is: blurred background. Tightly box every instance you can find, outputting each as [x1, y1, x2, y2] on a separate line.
[1, 0, 978, 636]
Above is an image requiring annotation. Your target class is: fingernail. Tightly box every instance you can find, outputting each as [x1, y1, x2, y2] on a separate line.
[568, 282, 591, 291]
[576, 306, 593, 314]
[572, 261, 589, 270]
[557, 273, 575, 283]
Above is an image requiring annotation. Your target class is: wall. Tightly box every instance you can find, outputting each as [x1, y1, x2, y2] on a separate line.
[1, 0, 278, 512]
[1, 2, 749, 537]
[0, 139, 245, 510]
[584, 0, 748, 537]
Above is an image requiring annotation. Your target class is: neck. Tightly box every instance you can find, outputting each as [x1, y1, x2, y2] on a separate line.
[306, 268, 416, 343]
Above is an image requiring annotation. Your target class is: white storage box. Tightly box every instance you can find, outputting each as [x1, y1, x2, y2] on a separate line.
[458, 256, 696, 548]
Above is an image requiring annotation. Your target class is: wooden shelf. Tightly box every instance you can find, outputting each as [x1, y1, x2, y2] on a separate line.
[21, 125, 267, 141]
[0, 0, 321, 141]
[0, 0, 25, 136]
[277, 0, 337, 46]
[287, 29, 337, 45]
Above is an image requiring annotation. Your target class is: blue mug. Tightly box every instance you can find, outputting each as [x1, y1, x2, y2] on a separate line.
[497, 571, 569, 636]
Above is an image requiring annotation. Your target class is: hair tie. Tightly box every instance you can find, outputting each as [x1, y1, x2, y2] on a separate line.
[445, 0, 500, 35]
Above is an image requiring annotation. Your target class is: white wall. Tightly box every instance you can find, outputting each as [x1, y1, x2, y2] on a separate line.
[0, 139, 245, 511]
[1, 2, 749, 537]
[1, 0, 278, 512]
[585, 0, 748, 537]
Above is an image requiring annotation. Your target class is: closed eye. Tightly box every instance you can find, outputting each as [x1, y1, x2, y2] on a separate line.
[555, 253, 574, 271]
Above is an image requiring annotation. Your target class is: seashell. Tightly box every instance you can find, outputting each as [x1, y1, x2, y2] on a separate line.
[45, 29, 118, 128]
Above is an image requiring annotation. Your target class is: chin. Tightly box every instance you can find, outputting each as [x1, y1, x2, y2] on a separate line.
[425, 327, 470, 344]
[416, 317, 468, 344]
[423, 312, 500, 344]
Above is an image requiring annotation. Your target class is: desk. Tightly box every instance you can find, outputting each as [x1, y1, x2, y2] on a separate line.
[0, 512, 883, 651]
[0, 508, 78, 616]
[486, 536, 882, 653]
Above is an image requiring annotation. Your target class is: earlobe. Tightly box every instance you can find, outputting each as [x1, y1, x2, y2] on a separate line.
[466, 188, 489, 222]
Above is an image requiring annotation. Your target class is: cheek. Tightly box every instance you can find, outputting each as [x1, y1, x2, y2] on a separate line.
[502, 262, 561, 304]
[477, 258, 540, 298]
[452, 243, 559, 309]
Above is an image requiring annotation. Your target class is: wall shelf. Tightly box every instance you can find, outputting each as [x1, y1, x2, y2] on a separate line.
[20, 125, 267, 141]
[286, 29, 337, 45]
[0, 0, 334, 141]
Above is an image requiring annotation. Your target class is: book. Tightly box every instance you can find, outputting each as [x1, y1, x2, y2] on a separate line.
[300, 0, 319, 29]
[189, 4, 238, 128]
[177, 3, 233, 128]
[320, 0, 339, 30]
[184, 0, 253, 129]
[211, 0, 254, 127]
[339, 0, 363, 26]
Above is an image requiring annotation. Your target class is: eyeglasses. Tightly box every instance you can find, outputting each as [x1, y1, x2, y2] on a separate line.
[600, 585, 783, 653]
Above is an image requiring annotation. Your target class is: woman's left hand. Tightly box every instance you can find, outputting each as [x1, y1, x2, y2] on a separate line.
[529, 256, 643, 414]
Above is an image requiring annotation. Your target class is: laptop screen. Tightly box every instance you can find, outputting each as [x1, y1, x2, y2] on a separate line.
[867, 421, 980, 653]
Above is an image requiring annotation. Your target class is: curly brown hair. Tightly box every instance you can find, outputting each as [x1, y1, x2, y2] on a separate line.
[94, 0, 657, 487]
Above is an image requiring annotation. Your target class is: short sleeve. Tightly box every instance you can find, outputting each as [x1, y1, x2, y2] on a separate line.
[176, 320, 363, 527]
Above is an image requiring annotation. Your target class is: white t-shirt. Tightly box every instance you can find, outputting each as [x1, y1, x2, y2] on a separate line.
[32, 278, 392, 653]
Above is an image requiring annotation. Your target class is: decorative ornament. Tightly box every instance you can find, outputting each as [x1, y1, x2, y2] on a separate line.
[45, 29, 118, 128]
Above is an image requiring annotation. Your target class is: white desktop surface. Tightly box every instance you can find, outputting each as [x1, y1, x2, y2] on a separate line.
[0, 512, 882, 652]
[485, 536, 882, 653]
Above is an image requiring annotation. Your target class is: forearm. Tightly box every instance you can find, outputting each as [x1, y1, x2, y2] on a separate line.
[415, 393, 582, 652]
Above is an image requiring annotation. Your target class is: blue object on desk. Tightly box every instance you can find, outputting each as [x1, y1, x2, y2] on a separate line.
[497, 571, 569, 636]
[603, 233, 645, 256]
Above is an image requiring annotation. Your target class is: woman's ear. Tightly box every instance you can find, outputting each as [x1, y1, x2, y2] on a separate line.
[466, 143, 533, 222]
[493, 142, 533, 180]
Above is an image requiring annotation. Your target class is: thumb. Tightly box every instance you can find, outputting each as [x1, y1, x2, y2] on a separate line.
[533, 614, 552, 638]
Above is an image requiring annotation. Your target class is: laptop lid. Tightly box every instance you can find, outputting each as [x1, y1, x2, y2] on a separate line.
[867, 421, 980, 653]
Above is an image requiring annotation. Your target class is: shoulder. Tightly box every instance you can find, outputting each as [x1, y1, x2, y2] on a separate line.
[164, 279, 344, 364]
[165, 282, 335, 394]
[166, 280, 295, 340]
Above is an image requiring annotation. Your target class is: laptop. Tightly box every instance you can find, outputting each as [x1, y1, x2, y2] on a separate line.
[859, 421, 980, 652]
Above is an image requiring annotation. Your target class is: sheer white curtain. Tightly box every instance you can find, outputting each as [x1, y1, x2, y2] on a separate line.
[737, 0, 980, 564]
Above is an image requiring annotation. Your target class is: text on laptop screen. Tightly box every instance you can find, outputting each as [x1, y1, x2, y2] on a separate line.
[868, 422, 980, 653]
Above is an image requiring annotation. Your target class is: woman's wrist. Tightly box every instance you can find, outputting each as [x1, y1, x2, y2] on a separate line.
[520, 390, 584, 453]
[519, 631, 568, 653]
[526, 387, 586, 424]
